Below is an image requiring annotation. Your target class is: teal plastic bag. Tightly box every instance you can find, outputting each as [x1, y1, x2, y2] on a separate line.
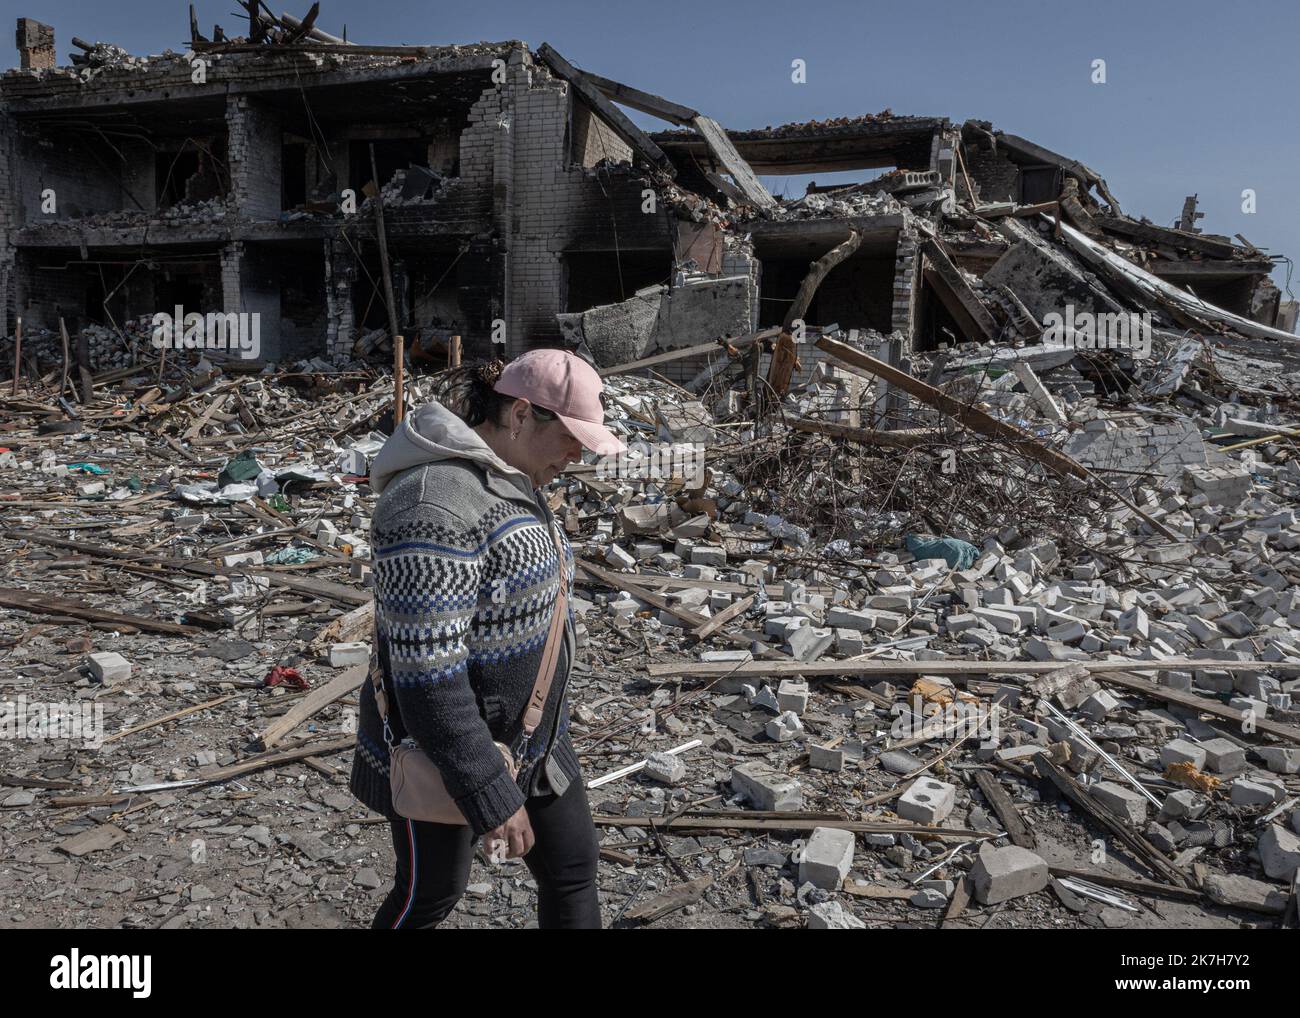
[905, 533, 979, 570]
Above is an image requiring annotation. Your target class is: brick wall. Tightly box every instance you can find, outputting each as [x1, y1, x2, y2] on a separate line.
[963, 143, 1019, 204]
[227, 96, 283, 221]
[325, 238, 356, 361]
[891, 216, 920, 342]
[14, 129, 125, 223]
[573, 100, 632, 167]
[459, 62, 673, 357]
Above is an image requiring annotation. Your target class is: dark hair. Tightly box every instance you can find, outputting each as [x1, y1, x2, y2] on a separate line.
[431, 359, 515, 428]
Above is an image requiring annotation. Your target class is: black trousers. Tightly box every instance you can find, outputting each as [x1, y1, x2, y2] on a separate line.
[372, 777, 601, 929]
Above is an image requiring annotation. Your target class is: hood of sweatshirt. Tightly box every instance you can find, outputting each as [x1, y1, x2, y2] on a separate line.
[369, 400, 536, 501]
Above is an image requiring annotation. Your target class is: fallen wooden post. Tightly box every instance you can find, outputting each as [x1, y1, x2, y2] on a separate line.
[814, 335, 1181, 540]
[257, 664, 367, 750]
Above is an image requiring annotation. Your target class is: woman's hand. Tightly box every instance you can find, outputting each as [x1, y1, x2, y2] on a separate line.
[484, 805, 534, 861]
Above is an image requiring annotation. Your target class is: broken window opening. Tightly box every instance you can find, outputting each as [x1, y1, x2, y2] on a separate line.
[564, 251, 672, 313]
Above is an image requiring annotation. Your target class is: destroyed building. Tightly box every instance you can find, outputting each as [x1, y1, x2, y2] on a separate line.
[3, 8, 1300, 936]
[2, 15, 1292, 374]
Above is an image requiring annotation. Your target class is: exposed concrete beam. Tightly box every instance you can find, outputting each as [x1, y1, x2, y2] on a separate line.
[583, 72, 698, 125]
[1, 52, 508, 112]
[920, 238, 999, 343]
[691, 115, 775, 209]
[536, 43, 676, 175]
[1148, 260, 1272, 279]
[1096, 215, 1242, 260]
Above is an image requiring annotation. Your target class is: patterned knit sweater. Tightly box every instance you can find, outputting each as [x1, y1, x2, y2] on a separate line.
[348, 402, 579, 836]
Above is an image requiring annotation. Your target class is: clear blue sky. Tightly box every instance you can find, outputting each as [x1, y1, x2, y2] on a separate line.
[5, 0, 1296, 294]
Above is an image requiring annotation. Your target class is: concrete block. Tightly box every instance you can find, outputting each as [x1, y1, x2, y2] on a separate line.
[826, 606, 875, 632]
[604, 543, 636, 569]
[643, 751, 686, 785]
[910, 888, 948, 908]
[807, 900, 866, 929]
[730, 762, 802, 811]
[1160, 739, 1206, 770]
[809, 744, 844, 772]
[1257, 747, 1300, 774]
[786, 626, 833, 663]
[776, 679, 810, 714]
[798, 826, 855, 889]
[1080, 689, 1119, 721]
[765, 711, 804, 742]
[1160, 789, 1209, 820]
[1230, 778, 1282, 806]
[971, 843, 1049, 904]
[1091, 781, 1148, 825]
[690, 545, 727, 567]
[87, 651, 131, 684]
[1258, 824, 1300, 881]
[971, 606, 1023, 634]
[834, 628, 865, 656]
[328, 642, 370, 667]
[1200, 737, 1247, 775]
[897, 777, 956, 824]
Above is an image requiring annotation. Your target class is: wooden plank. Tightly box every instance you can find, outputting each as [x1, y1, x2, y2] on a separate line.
[1047, 865, 1203, 903]
[1095, 670, 1300, 748]
[20, 534, 370, 606]
[592, 813, 985, 839]
[57, 823, 127, 856]
[788, 417, 941, 450]
[578, 558, 783, 658]
[181, 392, 229, 441]
[104, 694, 241, 745]
[257, 664, 366, 750]
[690, 593, 754, 640]
[815, 335, 1089, 479]
[920, 239, 999, 343]
[647, 656, 1272, 680]
[597, 328, 778, 378]
[690, 115, 775, 209]
[584, 71, 698, 125]
[625, 874, 713, 922]
[0, 587, 201, 635]
[48, 737, 357, 809]
[832, 339, 1183, 539]
[940, 875, 972, 926]
[536, 44, 675, 174]
[767, 230, 862, 398]
[974, 769, 1035, 849]
[842, 882, 912, 900]
[1034, 754, 1189, 887]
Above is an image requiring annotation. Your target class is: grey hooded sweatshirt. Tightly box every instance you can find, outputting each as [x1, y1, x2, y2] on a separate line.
[348, 401, 579, 835]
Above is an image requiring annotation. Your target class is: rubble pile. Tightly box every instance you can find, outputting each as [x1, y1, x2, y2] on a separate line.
[1, 11, 1298, 932]
[2, 310, 1299, 930]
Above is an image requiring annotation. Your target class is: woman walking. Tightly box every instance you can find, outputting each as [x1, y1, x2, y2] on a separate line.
[349, 348, 624, 929]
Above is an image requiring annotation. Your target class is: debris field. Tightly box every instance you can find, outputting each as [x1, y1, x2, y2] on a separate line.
[1, 4, 1299, 930]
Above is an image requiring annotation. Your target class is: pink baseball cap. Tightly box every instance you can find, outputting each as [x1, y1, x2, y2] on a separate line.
[493, 349, 626, 455]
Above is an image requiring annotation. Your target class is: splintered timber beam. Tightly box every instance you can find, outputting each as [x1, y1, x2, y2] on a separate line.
[690, 115, 776, 209]
[813, 335, 1182, 541]
[766, 231, 862, 399]
[536, 44, 676, 175]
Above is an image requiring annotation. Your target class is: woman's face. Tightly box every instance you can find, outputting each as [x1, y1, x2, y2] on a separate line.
[507, 399, 585, 487]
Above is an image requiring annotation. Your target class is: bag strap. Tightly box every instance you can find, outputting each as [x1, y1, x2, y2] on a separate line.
[520, 521, 569, 738]
[368, 516, 570, 748]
